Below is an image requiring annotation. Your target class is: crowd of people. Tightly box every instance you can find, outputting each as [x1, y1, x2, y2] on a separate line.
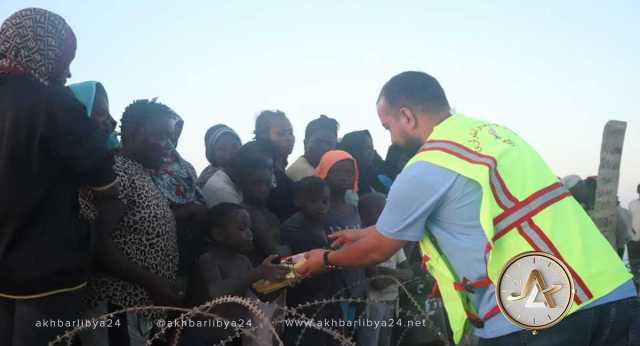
[1, 7, 638, 346]
[0, 8, 421, 346]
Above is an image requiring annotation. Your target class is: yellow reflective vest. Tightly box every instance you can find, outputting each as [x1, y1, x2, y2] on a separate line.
[407, 114, 631, 344]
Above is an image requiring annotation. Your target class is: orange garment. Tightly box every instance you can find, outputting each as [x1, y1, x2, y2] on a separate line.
[313, 150, 359, 192]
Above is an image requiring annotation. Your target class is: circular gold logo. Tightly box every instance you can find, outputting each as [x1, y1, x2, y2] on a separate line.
[496, 251, 575, 331]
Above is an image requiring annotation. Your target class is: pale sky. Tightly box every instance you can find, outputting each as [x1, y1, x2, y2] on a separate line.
[2, 0, 638, 205]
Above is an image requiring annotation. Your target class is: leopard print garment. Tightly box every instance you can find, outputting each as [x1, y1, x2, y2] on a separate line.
[85, 155, 178, 320]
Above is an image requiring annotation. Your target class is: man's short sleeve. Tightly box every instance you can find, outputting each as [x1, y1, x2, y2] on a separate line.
[377, 161, 459, 242]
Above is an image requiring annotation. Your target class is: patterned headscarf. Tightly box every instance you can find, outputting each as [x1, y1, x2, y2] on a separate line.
[149, 112, 203, 205]
[0, 8, 76, 85]
[204, 124, 241, 164]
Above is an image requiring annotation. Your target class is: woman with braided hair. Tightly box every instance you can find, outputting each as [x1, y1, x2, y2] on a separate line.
[84, 99, 184, 345]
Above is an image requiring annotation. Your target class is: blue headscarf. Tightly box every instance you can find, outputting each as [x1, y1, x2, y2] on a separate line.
[68, 81, 120, 150]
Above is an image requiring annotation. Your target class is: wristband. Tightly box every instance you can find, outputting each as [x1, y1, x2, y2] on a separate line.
[323, 250, 338, 270]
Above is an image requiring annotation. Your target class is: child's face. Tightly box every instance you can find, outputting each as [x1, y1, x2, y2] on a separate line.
[305, 130, 337, 167]
[218, 209, 254, 254]
[241, 168, 273, 205]
[300, 186, 330, 221]
[269, 117, 295, 158]
[326, 159, 355, 192]
[213, 134, 241, 167]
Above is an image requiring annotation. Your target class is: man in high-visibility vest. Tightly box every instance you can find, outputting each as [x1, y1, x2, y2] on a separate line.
[297, 71, 639, 345]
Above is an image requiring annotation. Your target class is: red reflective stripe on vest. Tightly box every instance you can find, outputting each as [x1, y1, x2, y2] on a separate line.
[483, 305, 501, 321]
[521, 221, 593, 303]
[493, 183, 571, 240]
[466, 305, 500, 323]
[421, 255, 430, 272]
[466, 310, 483, 323]
[494, 182, 563, 225]
[421, 140, 518, 209]
[453, 277, 492, 292]
[431, 282, 441, 298]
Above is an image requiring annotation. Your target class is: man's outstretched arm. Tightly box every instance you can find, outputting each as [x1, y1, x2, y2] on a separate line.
[297, 226, 406, 276]
[297, 161, 461, 277]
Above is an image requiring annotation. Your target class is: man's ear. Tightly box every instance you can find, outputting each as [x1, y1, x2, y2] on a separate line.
[398, 107, 418, 130]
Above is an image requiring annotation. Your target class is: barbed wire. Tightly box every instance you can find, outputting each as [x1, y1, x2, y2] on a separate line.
[50, 274, 451, 345]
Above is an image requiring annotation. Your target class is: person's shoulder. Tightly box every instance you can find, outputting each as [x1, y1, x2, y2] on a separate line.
[2, 77, 79, 111]
[48, 83, 83, 105]
[1, 75, 45, 93]
[175, 153, 197, 173]
[397, 160, 474, 193]
[401, 160, 461, 179]
[286, 156, 313, 181]
[287, 156, 305, 169]
[212, 169, 233, 183]
[197, 249, 242, 268]
[205, 169, 234, 191]
[196, 250, 219, 265]
[282, 212, 305, 230]
[114, 155, 142, 174]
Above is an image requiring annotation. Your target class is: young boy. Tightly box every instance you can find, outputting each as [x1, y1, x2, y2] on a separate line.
[233, 143, 292, 344]
[281, 176, 343, 346]
[358, 193, 412, 346]
[184, 203, 288, 346]
[314, 150, 367, 342]
[235, 142, 290, 263]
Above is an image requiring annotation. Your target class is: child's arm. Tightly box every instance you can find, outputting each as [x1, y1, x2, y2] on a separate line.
[199, 254, 289, 299]
[251, 212, 281, 258]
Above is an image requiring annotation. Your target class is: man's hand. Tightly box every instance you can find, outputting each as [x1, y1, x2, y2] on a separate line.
[296, 249, 327, 277]
[328, 228, 370, 248]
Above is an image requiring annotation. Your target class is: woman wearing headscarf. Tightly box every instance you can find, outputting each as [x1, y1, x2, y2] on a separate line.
[67, 81, 123, 346]
[197, 124, 241, 188]
[69, 81, 120, 151]
[0, 8, 118, 345]
[68, 81, 120, 223]
[148, 112, 207, 278]
[339, 130, 389, 197]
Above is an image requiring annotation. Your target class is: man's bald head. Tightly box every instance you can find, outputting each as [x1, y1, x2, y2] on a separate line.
[377, 71, 450, 116]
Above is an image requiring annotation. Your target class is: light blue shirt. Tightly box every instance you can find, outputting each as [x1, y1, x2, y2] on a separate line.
[377, 161, 636, 338]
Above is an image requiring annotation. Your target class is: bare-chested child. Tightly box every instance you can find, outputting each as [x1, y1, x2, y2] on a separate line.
[183, 203, 288, 346]
[235, 142, 292, 344]
[235, 142, 291, 264]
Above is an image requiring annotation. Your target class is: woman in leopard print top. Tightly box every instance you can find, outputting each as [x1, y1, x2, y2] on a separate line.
[84, 99, 182, 343]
